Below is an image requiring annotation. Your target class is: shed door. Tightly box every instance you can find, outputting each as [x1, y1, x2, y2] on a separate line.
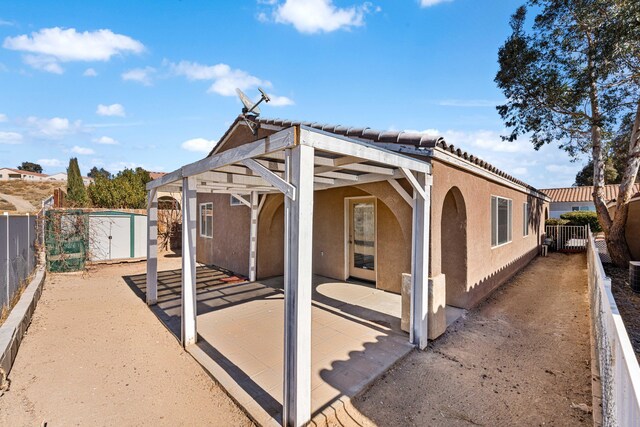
[109, 216, 131, 259]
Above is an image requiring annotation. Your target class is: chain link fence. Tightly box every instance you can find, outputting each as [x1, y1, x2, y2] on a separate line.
[0, 213, 38, 316]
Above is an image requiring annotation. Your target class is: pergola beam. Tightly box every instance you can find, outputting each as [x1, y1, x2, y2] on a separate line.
[283, 144, 314, 427]
[242, 158, 296, 200]
[146, 188, 158, 305]
[249, 191, 259, 282]
[410, 172, 431, 350]
[181, 176, 197, 347]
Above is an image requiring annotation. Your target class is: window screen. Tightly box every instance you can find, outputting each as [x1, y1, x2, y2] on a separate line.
[491, 196, 512, 247]
[199, 203, 213, 238]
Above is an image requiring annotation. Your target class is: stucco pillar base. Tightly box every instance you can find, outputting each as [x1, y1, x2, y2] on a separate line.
[401, 273, 411, 333]
[428, 274, 447, 340]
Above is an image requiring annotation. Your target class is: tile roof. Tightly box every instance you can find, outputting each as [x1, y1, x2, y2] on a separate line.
[539, 183, 640, 203]
[241, 116, 540, 192]
[148, 171, 167, 180]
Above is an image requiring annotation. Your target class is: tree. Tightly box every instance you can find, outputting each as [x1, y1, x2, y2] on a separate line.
[87, 166, 112, 180]
[87, 167, 151, 209]
[17, 161, 43, 173]
[574, 159, 618, 186]
[495, 0, 640, 266]
[66, 157, 87, 206]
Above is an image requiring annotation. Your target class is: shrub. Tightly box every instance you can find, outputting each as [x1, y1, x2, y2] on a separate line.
[545, 218, 569, 226]
[560, 211, 602, 232]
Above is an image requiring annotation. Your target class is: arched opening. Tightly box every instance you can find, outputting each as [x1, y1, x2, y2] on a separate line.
[441, 187, 467, 307]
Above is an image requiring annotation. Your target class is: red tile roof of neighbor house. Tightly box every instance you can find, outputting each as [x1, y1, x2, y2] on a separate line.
[148, 171, 166, 180]
[211, 115, 542, 193]
[540, 183, 640, 203]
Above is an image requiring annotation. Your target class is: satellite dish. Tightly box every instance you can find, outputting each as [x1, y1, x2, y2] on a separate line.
[236, 88, 261, 115]
[236, 87, 271, 135]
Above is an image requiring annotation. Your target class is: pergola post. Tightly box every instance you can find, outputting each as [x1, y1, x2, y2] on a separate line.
[249, 191, 259, 282]
[410, 172, 431, 350]
[283, 144, 314, 427]
[181, 176, 197, 347]
[146, 188, 158, 305]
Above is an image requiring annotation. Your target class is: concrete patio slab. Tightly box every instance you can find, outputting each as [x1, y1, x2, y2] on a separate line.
[124, 268, 413, 425]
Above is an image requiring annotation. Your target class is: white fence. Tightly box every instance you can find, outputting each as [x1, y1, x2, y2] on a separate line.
[0, 213, 38, 312]
[545, 225, 588, 252]
[587, 229, 640, 426]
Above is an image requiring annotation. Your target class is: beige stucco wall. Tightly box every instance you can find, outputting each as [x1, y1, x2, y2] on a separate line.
[429, 159, 547, 309]
[198, 123, 548, 308]
[196, 193, 251, 276]
[608, 200, 640, 261]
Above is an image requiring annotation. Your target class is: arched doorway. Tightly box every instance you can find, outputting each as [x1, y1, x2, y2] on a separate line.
[441, 187, 467, 307]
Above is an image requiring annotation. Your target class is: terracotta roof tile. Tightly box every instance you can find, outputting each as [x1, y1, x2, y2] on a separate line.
[539, 184, 640, 203]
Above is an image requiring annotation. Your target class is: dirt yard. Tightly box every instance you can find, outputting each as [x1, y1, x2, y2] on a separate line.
[353, 252, 593, 426]
[0, 180, 64, 212]
[0, 257, 252, 426]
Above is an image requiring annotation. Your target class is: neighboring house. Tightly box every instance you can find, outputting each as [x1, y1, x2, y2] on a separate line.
[541, 184, 640, 218]
[0, 167, 49, 182]
[47, 172, 94, 186]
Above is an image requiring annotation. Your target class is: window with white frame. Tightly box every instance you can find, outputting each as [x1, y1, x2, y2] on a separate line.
[523, 202, 529, 237]
[199, 202, 213, 238]
[230, 195, 243, 206]
[491, 196, 512, 247]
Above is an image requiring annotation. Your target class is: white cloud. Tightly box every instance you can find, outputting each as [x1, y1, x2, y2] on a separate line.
[0, 19, 15, 27]
[25, 116, 83, 138]
[0, 131, 23, 144]
[438, 99, 500, 108]
[83, 67, 97, 77]
[169, 60, 269, 96]
[268, 94, 295, 106]
[266, 0, 372, 34]
[93, 136, 118, 145]
[122, 66, 155, 85]
[0, 113, 7, 122]
[406, 128, 530, 154]
[23, 54, 64, 74]
[37, 158, 63, 167]
[419, 0, 453, 7]
[181, 138, 217, 153]
[3, 27, 144, 73]
[96, 103, 125, 117]
[71, 145, 95, 155]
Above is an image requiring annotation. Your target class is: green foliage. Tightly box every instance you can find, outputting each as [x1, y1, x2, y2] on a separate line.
[17, 161, 43, 173]
[560, 211, 603, 232]
[87, 166, 112, 180]
[87, 167, 151, 209]
[66, 157, 87, 207]
[545, 218, 570, 226]
[574, 159, 619, 186]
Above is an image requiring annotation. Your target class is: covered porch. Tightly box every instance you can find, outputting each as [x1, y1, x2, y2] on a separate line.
[145, 125, 432, 426]
[125, 265, 413, 425]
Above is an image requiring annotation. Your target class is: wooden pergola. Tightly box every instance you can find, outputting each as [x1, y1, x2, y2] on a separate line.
[145, 125, 432, 427]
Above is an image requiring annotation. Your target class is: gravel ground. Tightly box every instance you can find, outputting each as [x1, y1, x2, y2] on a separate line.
[603, 263, 640, 362]
[0, 257, 252, 426]
[352, 252, 593, 426]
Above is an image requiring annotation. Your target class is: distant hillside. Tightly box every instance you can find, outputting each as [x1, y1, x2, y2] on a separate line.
[0, 180, 66, 211]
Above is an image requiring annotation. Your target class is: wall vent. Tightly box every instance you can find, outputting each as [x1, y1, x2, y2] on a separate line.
[630, 261, 640, 293]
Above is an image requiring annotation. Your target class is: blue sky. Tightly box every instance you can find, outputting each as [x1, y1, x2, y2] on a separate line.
[0, 0, 584, 188]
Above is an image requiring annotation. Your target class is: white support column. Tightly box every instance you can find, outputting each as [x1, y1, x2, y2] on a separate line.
[283, 144, 314, 427]
[249, 191, 259, 282]
[410, 172, 431, 350]
[181, 177, 197, 347]
[146, 188, 158, 305]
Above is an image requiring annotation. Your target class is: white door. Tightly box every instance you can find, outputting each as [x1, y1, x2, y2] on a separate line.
[89, 215, 131, 260]
[348, 198, 376, 281]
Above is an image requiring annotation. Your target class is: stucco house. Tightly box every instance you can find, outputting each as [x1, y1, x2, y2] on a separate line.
[541, 184, 640, 218]
[0, 168, 48, 181]
[145, 115, 549, 425]
[46, 172, 94, 185]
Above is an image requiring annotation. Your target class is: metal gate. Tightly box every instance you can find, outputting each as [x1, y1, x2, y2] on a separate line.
[545, 225, 589, 252]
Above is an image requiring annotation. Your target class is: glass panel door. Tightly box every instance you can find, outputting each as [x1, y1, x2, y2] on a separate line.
[349, 198, 376, 281]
